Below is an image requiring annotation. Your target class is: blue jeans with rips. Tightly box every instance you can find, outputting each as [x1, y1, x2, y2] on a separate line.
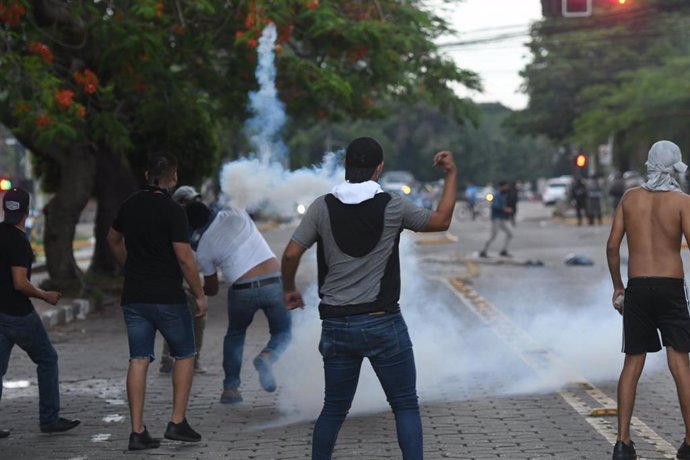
[122, 303, 196, 361]
[312, 311, 423, 460]
[0, 311, 60, 425]
[223, 278, 292, 389]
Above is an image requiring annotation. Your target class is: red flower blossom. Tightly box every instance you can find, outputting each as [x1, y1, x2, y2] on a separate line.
[35, 114, 53, 129]
[0, 2, 27, 27]
[28, 41, 54, 64]
[247, 38, 258, 49]
[54, 89, 75, 108]
[278, 25, 293, 44]
[75, 104, 86, 118]
[73, 69, 99, 94]
[307, 0, 319, 10]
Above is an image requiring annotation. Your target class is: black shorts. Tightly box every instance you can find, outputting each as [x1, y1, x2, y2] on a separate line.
[623, 277, 690, 353]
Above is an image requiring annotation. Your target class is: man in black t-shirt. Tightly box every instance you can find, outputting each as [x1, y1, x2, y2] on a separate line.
[0, 188, 80, 437]
[107, 154, 208, 451]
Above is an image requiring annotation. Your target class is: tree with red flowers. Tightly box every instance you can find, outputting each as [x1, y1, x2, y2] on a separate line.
[0, 0, 479, 292]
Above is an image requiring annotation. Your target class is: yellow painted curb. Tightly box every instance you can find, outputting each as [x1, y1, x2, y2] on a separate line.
[590, 408, 617, 417]
[415, 232, 457, 245]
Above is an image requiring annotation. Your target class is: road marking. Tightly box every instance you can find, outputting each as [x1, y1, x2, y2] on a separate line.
[102, 414, 124, 423]
[91, 433, 111, 442]
[443, 277, 678, 459]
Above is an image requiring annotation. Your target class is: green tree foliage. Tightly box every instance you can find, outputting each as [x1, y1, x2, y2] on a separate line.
[286, 102, 555, 186]
[515, 0, 690, 167]
[0, 0, 479, 290]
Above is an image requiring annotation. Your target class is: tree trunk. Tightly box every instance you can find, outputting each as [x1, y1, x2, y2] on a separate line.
[89, 151, 137, 276]
[42, 144, 95, 294]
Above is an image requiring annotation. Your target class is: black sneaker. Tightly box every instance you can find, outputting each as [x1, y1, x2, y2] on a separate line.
[478, 251, 488, 258]
[0, 429, 9, 438]
[164, 418, 201, 443]
[678, 439, 690, 459]
[612, 440, 637, 460]
[499, 250, 512, 257]
[40, 417, 80, 433]
[253, 353, 276, 392]
[128, 427, 160, 451]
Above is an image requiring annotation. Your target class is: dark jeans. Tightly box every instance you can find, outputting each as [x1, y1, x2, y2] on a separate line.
[0, 311, 60, 425]
[223, 278, 292, 389]
[313, 312, 422, 460]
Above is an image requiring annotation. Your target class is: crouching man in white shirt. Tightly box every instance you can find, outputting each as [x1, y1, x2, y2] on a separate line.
[185, 202, 292, 404]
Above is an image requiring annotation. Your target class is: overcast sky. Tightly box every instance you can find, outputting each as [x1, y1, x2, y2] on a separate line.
[435, 0, 543, 110]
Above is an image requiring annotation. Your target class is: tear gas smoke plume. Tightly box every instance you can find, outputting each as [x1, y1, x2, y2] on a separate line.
[271, 240, 652, 425]
[220, 153, 343, 214]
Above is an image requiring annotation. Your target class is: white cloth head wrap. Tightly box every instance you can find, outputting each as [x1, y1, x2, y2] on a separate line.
[641, 140, 687, 192]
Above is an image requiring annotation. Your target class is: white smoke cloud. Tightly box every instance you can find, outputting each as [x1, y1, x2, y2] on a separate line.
[220, 153, 344, 215]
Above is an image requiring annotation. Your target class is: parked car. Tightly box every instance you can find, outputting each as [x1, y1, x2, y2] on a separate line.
[542, 177, 572, 205]
[380, 170, 417, 196]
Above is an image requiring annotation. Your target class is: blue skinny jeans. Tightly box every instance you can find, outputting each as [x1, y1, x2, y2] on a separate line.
[312, 311, 423, 460]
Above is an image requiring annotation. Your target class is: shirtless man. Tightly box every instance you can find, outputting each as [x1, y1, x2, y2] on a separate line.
[607, 140, 690, 460]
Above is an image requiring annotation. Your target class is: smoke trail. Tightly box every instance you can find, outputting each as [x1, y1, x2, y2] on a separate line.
[244, 22, 287, 166]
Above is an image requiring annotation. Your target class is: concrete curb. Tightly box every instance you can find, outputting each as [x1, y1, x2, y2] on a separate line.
[41, 298, 91, 329]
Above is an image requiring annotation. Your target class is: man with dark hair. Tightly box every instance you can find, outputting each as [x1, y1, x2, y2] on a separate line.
[0, 188, 80, 437]
[608, 141, 690, 460]
[159, 186, 208, 375]
[183, 200, 291, 404]
[107, 153, 208, 450]
[479, 181, 513, 257]
[281, 136, 456, 459]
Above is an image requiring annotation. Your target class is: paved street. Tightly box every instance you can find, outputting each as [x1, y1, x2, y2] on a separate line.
[1, 201, 687, 459]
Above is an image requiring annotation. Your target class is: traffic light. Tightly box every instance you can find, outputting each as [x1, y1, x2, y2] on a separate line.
[562, 0, 591, 17]
[0, 177, 11, 191]
[575, 154, 588, 169]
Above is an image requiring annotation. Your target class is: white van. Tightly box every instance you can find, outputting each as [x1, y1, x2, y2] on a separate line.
[542, 177, 572, 205]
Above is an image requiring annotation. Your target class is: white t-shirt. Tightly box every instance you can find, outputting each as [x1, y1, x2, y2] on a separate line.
[195, 208, 275, 284]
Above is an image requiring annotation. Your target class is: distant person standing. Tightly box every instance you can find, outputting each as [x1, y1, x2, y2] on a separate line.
[607, 140, 690, 460]
[0, 188, 80, 437]
[570, 177, 589, 226]
[479, 181, 513, 258]
[587, 175, 603, 225]
[107, 154, 208, 451]
[183, 201, 291, 404]
[282, 137, 457, 460]
[506, 180, 519, 226]
[465, 184, 478, 221]
[159, 186, 208, 375]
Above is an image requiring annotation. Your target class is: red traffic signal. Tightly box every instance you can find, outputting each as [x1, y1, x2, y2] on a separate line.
[0, 178, 12, 191]
[562, 0, 591, 17]
[575, 154, 588, 168]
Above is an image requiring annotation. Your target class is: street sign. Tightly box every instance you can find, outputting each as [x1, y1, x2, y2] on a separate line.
[562, 0, 592, 17]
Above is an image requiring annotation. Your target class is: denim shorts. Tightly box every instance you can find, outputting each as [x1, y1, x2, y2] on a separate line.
[122, 303, 196, 361]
